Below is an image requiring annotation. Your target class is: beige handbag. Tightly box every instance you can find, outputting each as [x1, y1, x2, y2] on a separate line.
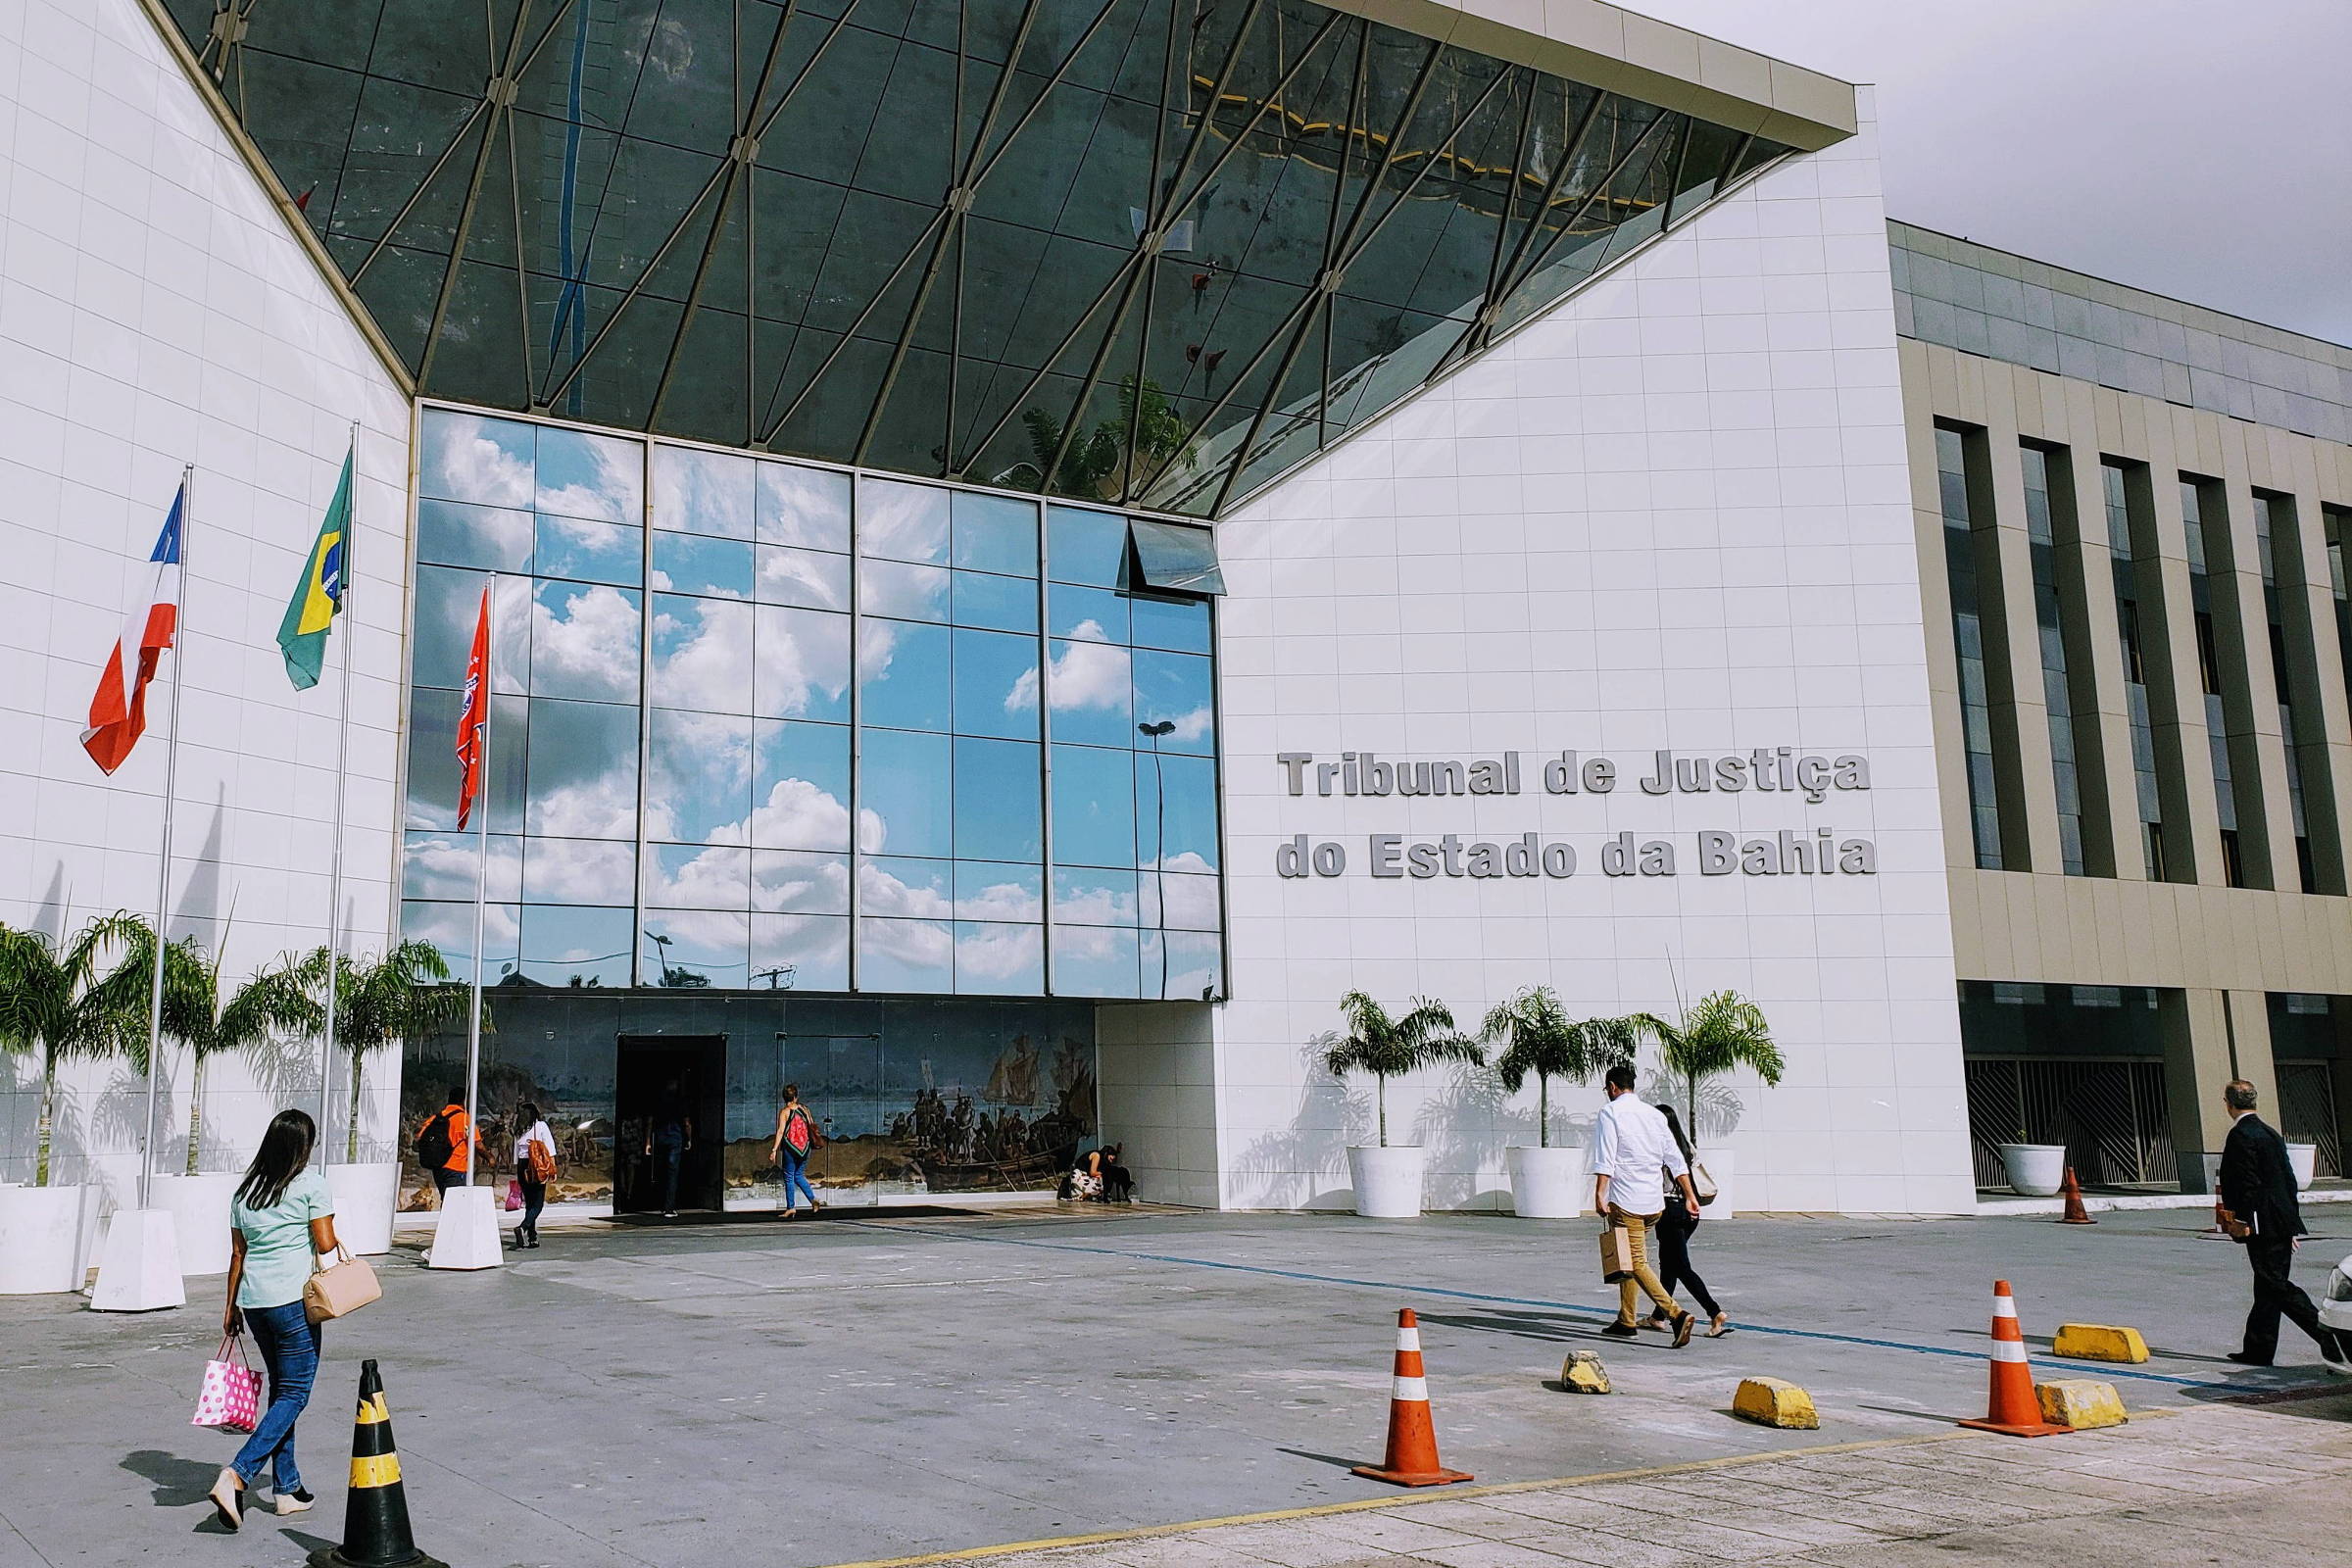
[303, 1245, 381, 1323]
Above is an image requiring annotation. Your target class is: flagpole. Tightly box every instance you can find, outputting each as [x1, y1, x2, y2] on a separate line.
[319, 424, 357, 1161]
[139, 466, 191, 1212]
[465, 573, 493, 1188]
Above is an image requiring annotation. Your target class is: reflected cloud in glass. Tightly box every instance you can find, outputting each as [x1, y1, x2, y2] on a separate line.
[955, 921, 1043, 996]
[647, 708, 754, 843]
[535, 425, 643, 523]
[519, 903, 633, 988]
[752, 912, 848, 992]
[758, 462, 851, 552]
[531, 580, 641, 703]
[534, 514, 641, 587]
[1050, 924, 1140, 999]
[753, 720, 854, 851]
[652, 531, 754, 598]
[654, 444, 755, 539]
[858, 477, 949, 564]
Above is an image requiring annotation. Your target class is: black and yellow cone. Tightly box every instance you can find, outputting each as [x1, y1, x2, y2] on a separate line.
[307, 1360, 447, 1568]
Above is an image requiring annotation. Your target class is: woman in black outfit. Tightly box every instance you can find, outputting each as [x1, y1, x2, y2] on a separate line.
[1644, 1103, 1732, 1338]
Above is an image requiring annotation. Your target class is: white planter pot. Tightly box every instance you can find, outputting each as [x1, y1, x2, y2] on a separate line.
[2286, 1143, 2319, 1192]
[1505, 1146, 1588, 1218]
[1691, 1147, 1738, 1218]
[325, 1162, 401, 1255]
[1998, 1143, 2068, 1197]
[152, 1173, 239, 1277]
[1347, 1146, 1425, 1218]
[0, 1184, 95, 1295]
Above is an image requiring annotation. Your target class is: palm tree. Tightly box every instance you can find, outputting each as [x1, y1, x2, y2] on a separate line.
[1318, 991, 1486, 1147]
[1633, 990, 1786, 1137]
[146, 927, 320, 1175]
[0, 913, 150, 1185]
[311, 941, 468, 1162]
[1482, 988, 1639, 1148]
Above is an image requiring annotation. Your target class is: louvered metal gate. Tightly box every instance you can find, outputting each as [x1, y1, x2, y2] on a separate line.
[1966, 1057, 2174, 1189]
[2277, 1060, 2342, 1179]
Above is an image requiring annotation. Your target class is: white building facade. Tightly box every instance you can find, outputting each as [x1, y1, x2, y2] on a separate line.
[53, 0, 2341, 1238]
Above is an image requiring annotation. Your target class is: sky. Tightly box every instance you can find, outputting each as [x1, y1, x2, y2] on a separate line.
[1618, 0, 2352, 345]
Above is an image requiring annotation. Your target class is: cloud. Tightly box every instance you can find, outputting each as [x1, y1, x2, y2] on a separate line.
[956, 875, 1043, 923]
[857, 861, 952, 919]
[1165, 705, 1213, 742]
[1009, 623, 1126, 712]
[526, 838, 637, 904]
[954, 922, 1041, 983]
[752, 854, 851, 914]
[642, 845, 748, 908]
[652, 597, 754, 712]
[427, 414, 533, 509]
[402, 834, 520, 901]
[757, 547, 849, 611]
[531, 582, 642, 702]
[748, 776, 861, 854]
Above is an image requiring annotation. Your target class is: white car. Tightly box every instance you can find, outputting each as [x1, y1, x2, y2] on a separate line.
[2325, 1250, 2352, 1338]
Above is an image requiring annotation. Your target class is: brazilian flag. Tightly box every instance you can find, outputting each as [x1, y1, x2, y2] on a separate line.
[277, 445, 352, 690]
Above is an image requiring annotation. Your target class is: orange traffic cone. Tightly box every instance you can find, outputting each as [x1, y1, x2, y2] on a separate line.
[1958, 1280, 2068, 1438]
[2056, 1167, 2095, 1225]
[1351, 1308, 1473, 1487]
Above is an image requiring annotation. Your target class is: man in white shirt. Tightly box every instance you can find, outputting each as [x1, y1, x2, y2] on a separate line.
[1592, 1063, 1699, 1347]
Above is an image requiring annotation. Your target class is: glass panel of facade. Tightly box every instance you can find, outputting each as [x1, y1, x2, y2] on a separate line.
[406, 406, 1217, 1000]
[1936, 424, 2004, 870]
[2103, 460, 2174, 880]
[2255, 493, 2327, 892]
[173, 0, 1788, 519]
[2020, 443, 2092, 876]
[2180, 476, 2261, 887]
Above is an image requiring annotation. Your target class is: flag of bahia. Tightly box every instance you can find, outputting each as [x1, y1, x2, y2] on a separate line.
[277, 446, 352, 690]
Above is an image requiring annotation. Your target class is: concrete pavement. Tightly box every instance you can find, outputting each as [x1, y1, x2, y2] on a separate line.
[1, 1204, 2344, 1566]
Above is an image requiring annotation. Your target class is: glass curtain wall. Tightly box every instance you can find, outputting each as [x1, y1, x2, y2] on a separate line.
[1937, 423, 2005, 870]
[403, 405, 1222, 1000]
[2180, 476, 2261, 887]
[2102, 459, 2173, 880]
[2020, 442, 2090, 875]
[2254, 492, 2329, 893]
[161, 0, 1789, 519]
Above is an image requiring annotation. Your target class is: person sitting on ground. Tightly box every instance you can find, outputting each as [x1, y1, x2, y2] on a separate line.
[1099, 1143, 1134, 1202]
[1062, 1148, 1104, 1201]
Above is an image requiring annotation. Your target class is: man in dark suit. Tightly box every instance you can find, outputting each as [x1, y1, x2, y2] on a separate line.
[2217, 1079, 2349, 1371]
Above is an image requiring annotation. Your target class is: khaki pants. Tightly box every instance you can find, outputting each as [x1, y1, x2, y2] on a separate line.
[1608, 1205, 1680, 1326]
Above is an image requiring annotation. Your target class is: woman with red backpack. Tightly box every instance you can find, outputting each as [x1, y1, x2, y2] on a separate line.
[767, 1085, 823, 1218]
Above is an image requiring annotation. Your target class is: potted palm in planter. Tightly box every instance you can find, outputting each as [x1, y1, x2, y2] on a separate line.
[1318, 992, 1484, 1217]
[1484, 989, 1634, 1218]
[1634, 991, 1785, 1217]
[151, 930, 320, 1277]
[315, 941, 466, 1253]
[0, 914, 146, 1295]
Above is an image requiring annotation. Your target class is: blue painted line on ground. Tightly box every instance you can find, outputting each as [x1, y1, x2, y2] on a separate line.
[849, 1219, 2267, 1393]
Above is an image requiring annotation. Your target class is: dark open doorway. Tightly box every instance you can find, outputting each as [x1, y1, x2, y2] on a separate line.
[614, 1034, 727, 1215]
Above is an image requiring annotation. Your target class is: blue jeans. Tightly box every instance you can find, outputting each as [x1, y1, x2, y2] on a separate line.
[231, 1300, 319, 1493]
[780, 1151, 818, 1210]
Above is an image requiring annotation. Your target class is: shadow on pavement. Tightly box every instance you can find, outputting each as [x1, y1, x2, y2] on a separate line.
[1276, 1447, 1367, 1472]
[1419, 1308, 1674, 1348]
[122, 1448, 218, 1508]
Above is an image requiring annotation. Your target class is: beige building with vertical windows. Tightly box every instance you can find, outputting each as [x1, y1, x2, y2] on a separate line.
[1896, 221, 2352, 1192]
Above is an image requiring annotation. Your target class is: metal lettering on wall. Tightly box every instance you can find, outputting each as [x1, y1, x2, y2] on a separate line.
[1270, 751, 1879, 879]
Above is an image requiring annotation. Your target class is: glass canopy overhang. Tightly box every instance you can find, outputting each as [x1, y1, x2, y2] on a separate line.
[164, 0, 1788, 517]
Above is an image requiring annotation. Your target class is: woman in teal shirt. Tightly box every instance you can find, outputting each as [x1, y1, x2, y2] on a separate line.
[209, 1109, 340, 1532]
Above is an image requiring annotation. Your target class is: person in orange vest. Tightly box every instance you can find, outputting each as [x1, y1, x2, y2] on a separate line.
[414, 1086, 480, 1206]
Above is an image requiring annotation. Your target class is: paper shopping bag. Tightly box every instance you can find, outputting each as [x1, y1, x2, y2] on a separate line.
[192, 1334, 263, 1432]
[1598, 1225, 1636, 1284]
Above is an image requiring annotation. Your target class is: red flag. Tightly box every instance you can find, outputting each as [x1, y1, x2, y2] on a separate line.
[454, 585, 491, 829]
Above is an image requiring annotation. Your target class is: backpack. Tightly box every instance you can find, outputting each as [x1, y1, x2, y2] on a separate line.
[415, 1110, 454, 1171]
[781, 1106, 813, 1157]
[526, 1132, 557, 1185]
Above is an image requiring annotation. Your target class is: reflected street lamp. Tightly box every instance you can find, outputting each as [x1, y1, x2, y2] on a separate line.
[644, 928, 671, 988]
[1139, 719, 1176, 1000]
